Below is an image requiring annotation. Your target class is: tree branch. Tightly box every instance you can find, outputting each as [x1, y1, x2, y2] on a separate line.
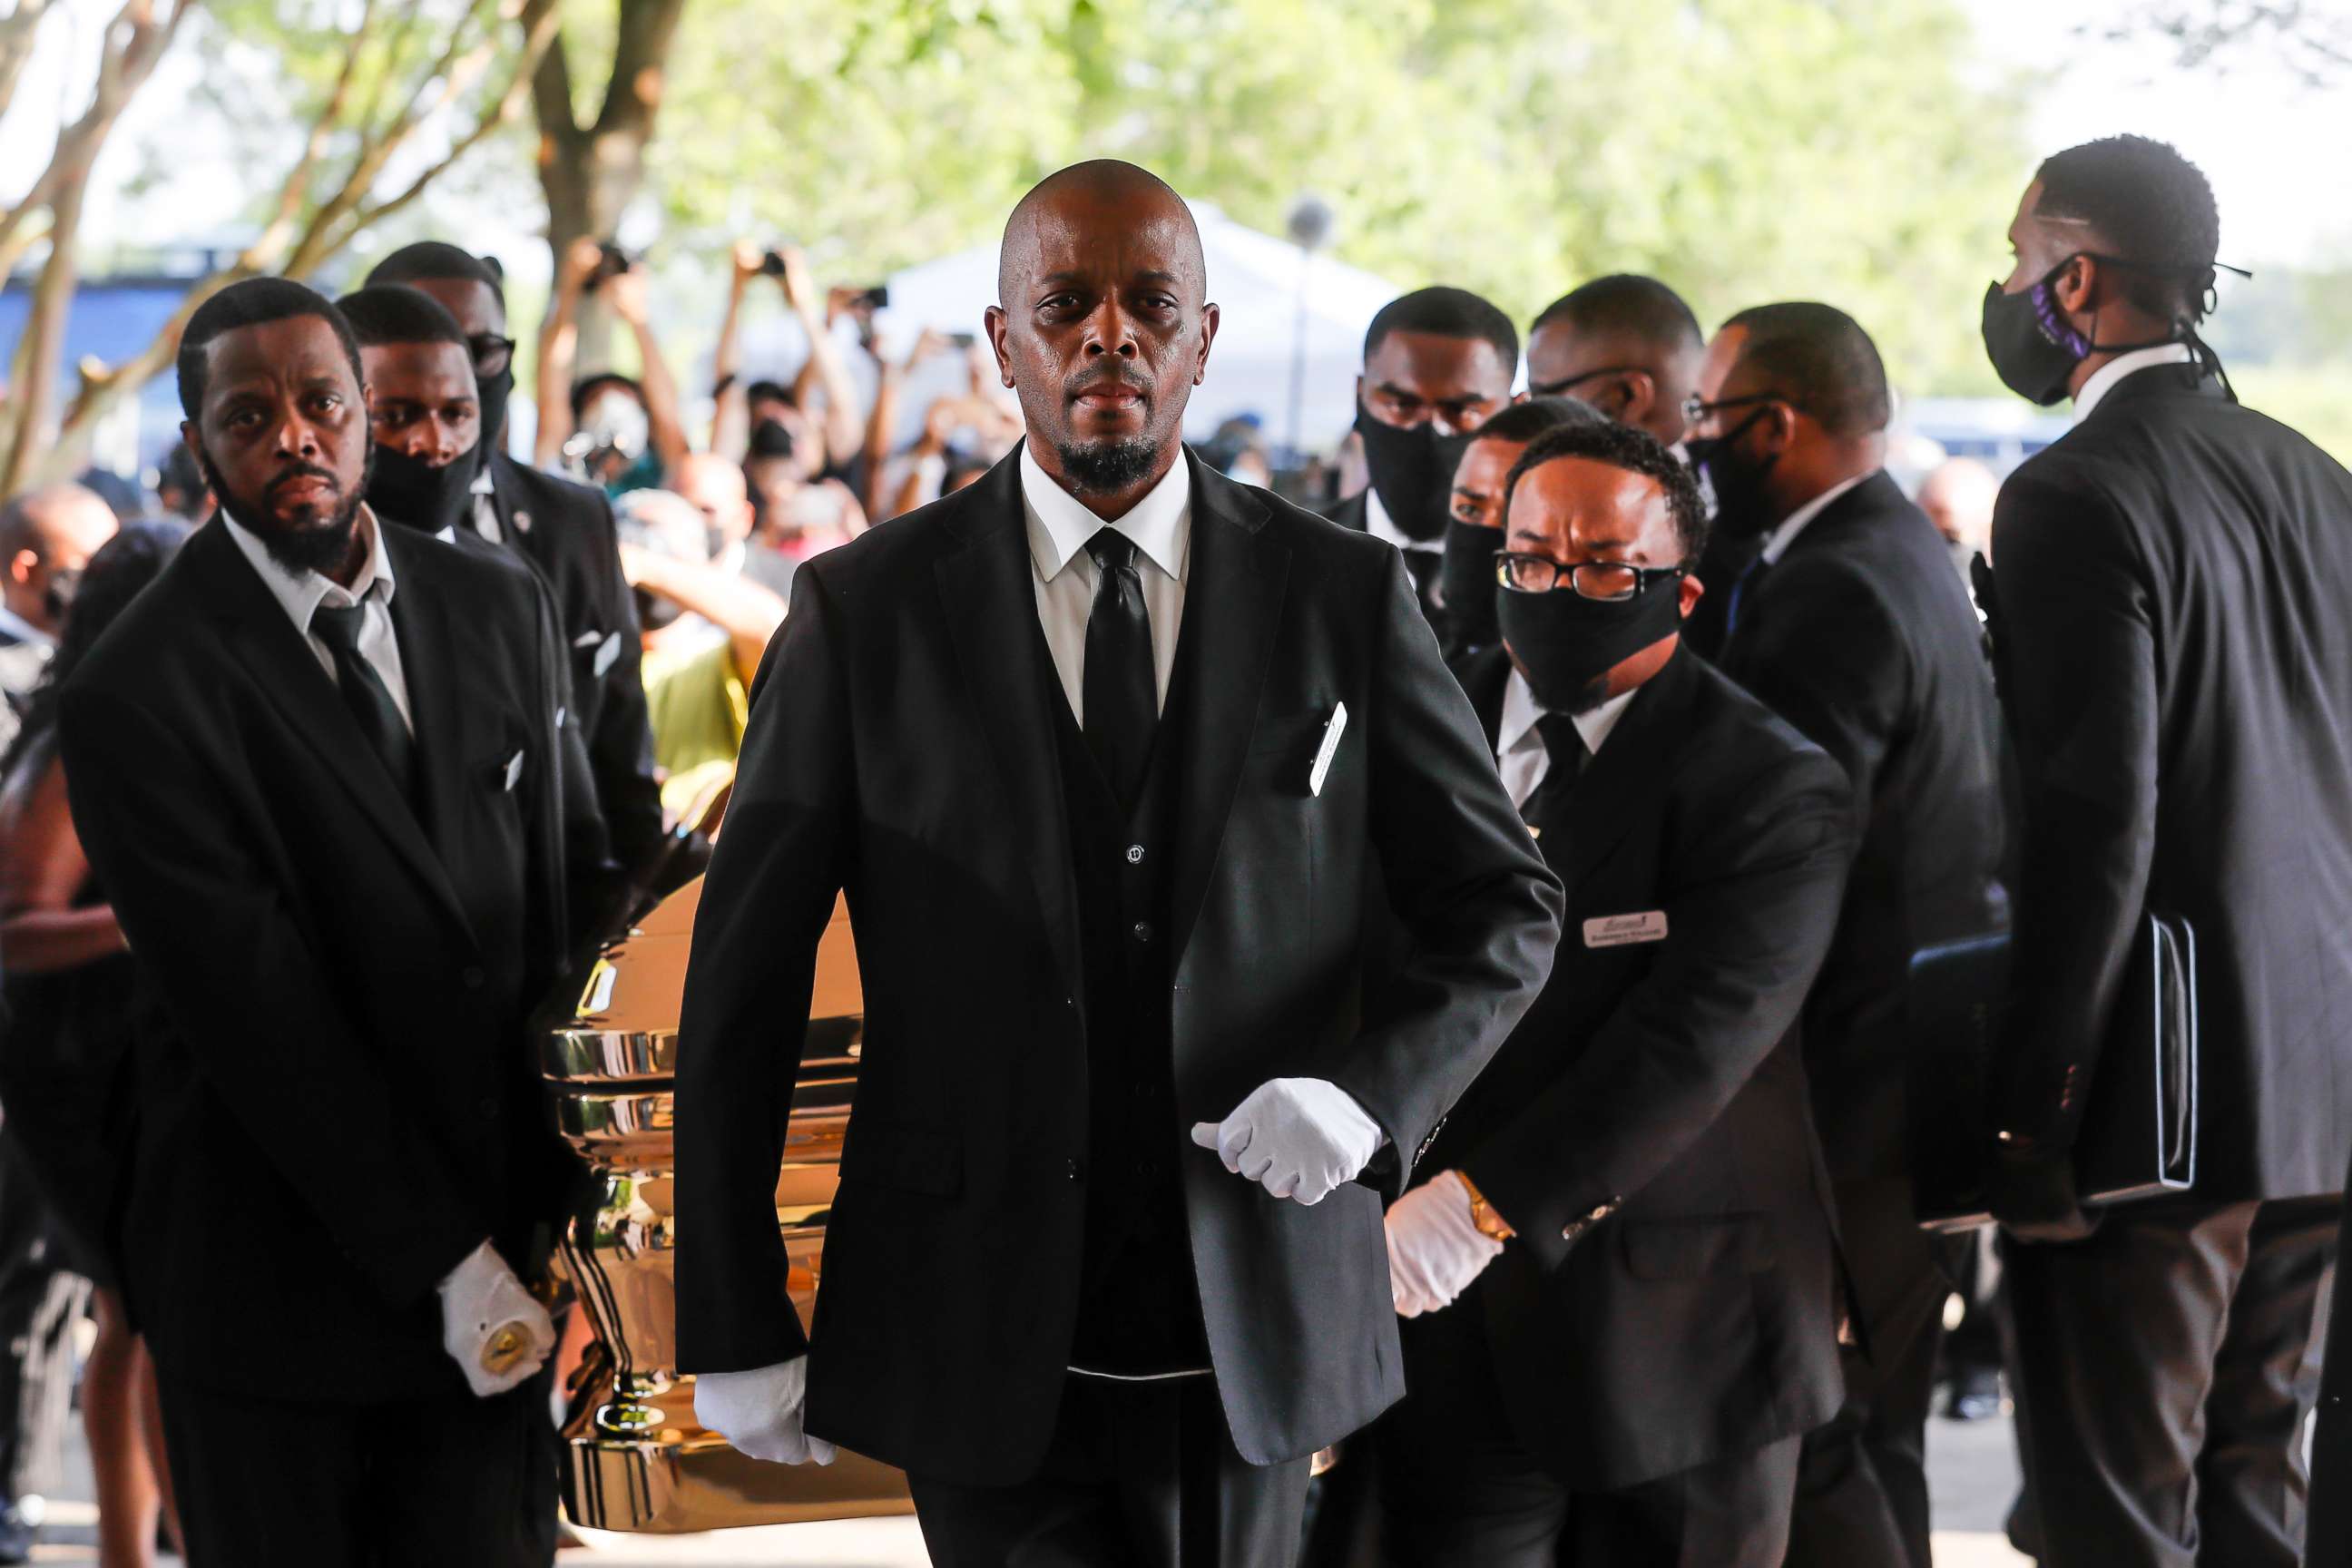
[0, 0, 55, 122]
[593, 0, 687, 138]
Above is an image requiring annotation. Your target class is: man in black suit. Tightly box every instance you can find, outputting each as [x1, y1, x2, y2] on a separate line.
[57, 279, 594, 1566]
[1525, 274, 1750, 662]
[1431, 396, 1605, 660]
[1979, 135, 2352, 1568]
[366, 241, 667, 885]
[1690, 302, 2006, 1568]
[1325, 286, 1518, 632]
[1377, 419, 1853, 1566]
[672, 161, 1563, 1565]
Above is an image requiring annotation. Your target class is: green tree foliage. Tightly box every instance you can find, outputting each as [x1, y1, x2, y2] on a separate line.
[652, 0, 2034, 393]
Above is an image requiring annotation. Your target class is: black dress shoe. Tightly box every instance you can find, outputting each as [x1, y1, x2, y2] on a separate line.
[1942, 1368, 2004, 1422]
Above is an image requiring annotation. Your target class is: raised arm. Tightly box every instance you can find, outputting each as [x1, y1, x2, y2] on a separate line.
[604, 269, 691, 482]
[779, 249, 865, 470]
[534, 237, 603, 468]
[710, 240, 763, 457]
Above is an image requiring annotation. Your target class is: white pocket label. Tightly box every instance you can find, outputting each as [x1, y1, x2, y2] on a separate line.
[1583, 910, 1668, 948]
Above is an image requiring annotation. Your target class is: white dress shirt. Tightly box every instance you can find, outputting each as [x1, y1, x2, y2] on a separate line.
[1362, 487, 1439, 559]
[222, 505, 415, 733]
[1757, 472, 1871, 568]
[1494, 667, 1637, 809]
[1020, 443, 1192, 725]
[2073, 342, 2197, 425]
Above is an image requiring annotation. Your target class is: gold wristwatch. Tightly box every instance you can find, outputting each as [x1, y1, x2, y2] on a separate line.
[1455, 1171, 1517, 1241]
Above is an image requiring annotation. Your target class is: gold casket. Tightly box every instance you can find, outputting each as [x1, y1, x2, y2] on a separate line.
[541, 877, 913, 1532]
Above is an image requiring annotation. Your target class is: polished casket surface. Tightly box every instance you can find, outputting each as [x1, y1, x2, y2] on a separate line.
[543, 877, 913, 1531]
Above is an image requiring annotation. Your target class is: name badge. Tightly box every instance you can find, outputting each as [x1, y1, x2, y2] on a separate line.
[1308, 701, 1348, 798]
[502, 750, 525, 792]
[1583, 910, 1668, 948]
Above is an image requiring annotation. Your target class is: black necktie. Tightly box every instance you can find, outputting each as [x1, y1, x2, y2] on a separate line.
[1083, 529, 1159, 809]
[1521, 711, 1589, 831]
[310, 602, 418, 807]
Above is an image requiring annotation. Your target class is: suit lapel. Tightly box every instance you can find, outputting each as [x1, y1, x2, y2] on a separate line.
[1540, 650, 1693, 892]
[191, 521, 474, 936]
[1166, 457, 1291, 964]
[382, 528, 473, 883]
[934, 458, 1083, 988]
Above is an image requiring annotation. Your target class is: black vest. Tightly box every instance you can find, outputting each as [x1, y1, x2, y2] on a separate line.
[1044, 639, 1209, 1375]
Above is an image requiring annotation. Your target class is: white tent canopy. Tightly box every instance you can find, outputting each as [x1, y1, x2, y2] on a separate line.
[877, 202, 1406, 453]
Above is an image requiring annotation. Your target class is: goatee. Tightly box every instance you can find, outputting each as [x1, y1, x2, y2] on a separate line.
[1056, 436, 1161, 495]
[198, 446, 368, 577]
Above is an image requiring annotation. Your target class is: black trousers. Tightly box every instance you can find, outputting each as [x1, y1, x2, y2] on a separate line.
[908, 1374, 1310, 1568]
[1784, 1175, 1960, 1568]
[153, 1353, 558, 1568]
[1375, 1298, 1800, 1568]
[0, 1137, 87, 1504]
[2003, 1195, 2337, 1568]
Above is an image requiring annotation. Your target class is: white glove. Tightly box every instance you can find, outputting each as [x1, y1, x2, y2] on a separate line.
[1191, 1077, 1385, 1206]
[436, 1240, 557, 1398]
[694, 1357, 837, 1465]
[1386, 1171, 1504, 1318]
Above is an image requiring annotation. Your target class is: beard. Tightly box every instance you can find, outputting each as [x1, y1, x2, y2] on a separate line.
[198, 445, 371, 577]
[1054, 436, 1161, 495]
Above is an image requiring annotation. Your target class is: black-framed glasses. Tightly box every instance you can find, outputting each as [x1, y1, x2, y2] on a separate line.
[1495, 552, 1687, 602]
[469, 333, 518, 377]
[1681, 390, 1803, 429]
[1529, 365, 1642, 398]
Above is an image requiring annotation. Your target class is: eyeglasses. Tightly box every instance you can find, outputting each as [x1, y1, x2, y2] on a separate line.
[1495, 552, 1687, 601]
[1528, 365, 1642, 398]
[1681, 391, 1804, 429]
[469, 333, 518, 378]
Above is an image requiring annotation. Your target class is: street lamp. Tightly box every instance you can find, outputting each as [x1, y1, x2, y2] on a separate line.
[1284, 193, 1335, 466]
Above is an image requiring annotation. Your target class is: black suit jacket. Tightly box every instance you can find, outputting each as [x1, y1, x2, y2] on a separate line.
[1436, 646, 1853, 1488]
[1717, 470, 2006, 1178]
[57, 517, 586, 1401]
[1324, 489, 1445, 626]
[485, 453, 665, 879]
[675, 450, 1563, 1482]
[1985, 366, 2352, 1200]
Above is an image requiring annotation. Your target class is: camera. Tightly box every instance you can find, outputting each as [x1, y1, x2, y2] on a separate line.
[583, 240, 635, 292]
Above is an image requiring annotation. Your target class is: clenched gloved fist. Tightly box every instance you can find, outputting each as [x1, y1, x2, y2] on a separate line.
[695, 1357, 837, 1465]
[1386, 1170, 1505, 1318]
[436, 1240, 557, 1398]
[1191, 1077, 1385, 1206]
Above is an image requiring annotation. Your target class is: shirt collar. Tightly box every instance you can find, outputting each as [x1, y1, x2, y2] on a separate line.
[2073, 343, 2198, 425]
[1360, 486, 1436, 554]
[470, 465, 495, 496]
[1019, 442, 1192, 584]
[1497, 665, 1640, 760]
[221, 504, 397, 634]
[1759, 471, 1872, 565]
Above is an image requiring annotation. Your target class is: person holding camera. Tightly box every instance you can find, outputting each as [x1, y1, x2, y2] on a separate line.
[534, 237, 690, 493]
[710, 240, 867, 477]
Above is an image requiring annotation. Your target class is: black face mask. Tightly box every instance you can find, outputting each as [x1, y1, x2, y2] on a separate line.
[473, 364, 515, 475]
[1436, 522, 1504, 652]
[634, 585, 683, 633]
[367, 443, 478, 535]
[1355, 407, 1474, 543]
[1683, 409, 1779, 541]
[1497, 576, 1684, 713]
[1980, 253, 2189, 407]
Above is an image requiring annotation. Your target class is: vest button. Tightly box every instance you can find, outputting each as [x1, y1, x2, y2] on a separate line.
[1125, 844, 1145, 865]
[461, 966, 485, 990]
[1132, 922, 1153, 944]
